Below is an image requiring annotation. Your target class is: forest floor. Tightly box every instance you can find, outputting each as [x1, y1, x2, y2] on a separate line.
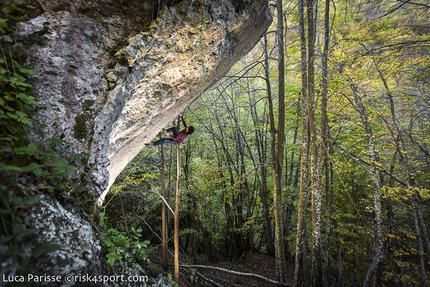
[148, 245, 294, 286]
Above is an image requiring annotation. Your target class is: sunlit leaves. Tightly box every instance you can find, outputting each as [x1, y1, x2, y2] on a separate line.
[106, 1, 429, 283]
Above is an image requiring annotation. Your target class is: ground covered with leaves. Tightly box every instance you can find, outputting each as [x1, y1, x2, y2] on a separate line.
[149, 245, 294, 286]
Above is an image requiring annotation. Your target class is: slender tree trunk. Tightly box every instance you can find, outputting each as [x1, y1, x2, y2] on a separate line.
[273, 0, 287, 282]
[305, 0, 323, 285]
[416, 199, 430, 258]
[412, 199, 429, 287]
[325, 159, 333, 286]
[174, 144, 181, 284]
[287, 123, 299, 187]
[313, 0, 331, 286]
[251, 57, 275, 255]
[338, 248, 344, 287]
[367, 46, 428, 286]
[346, 79, 383, 287]
[294, 0, 309, 285]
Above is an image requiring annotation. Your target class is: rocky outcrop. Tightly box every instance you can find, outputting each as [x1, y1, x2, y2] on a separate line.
[12, 0, 271, 201]
[22, 194, 103, 278]
[5, 0, 271, 282]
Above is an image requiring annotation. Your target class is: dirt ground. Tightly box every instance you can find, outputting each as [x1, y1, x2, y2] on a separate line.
[148, 245, 294, 286]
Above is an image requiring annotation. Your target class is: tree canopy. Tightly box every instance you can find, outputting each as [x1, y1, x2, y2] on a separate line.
[106, 0, 430, 286]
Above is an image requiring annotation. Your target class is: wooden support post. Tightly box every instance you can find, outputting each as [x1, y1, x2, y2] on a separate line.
[174, 143, 181, 284]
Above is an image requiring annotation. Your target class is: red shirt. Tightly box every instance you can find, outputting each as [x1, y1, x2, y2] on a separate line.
[171, 130, 188, 144]
[169, 116, 189, 144]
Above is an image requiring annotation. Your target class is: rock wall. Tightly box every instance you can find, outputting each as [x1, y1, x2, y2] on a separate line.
[12, 0, 271, 201]
[3, 0, 271, 281]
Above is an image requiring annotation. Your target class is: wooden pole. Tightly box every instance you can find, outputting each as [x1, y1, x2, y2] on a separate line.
[174, 143, 180, 284]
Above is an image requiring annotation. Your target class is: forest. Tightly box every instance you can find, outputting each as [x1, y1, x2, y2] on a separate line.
[103, 0, 430, 286]
[0, 0, 429, 286]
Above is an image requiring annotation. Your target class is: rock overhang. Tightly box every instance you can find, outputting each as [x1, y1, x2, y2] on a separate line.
[10, 0, 272, 201]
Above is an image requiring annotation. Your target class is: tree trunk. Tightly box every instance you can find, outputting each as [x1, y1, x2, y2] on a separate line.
[174, 144, 181, 284]
[338, 248, 344, 287]
[305, 0, 323, 285]
[161, 144, 168, 271]
[367, 45, 429, 286]
[313, 0, 331, 286]
[294, 0, 309, 285]
[346, 79, 383, 287]
[273, 0, 287, 282]
[412, 199, 429, 287]
[251, 56, 275, 255]
[324, 159, 333, 286]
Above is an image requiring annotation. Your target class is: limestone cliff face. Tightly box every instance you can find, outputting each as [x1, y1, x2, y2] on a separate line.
[13, 0, 271, 200]
[104, 0, 272, 201]
[4, 0, 271, 281]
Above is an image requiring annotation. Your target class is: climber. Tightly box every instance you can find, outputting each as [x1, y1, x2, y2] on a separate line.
[145, 114, 195, 148]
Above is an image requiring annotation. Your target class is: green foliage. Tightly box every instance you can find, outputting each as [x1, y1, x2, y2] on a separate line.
[0, 17, 37, 137]
[101, 212, 150, 269]
[106, 0, 430, 284]
[0, 7, 55, 267]
[0, 6, 81, 275]
[0, 6, 38, 167]
[0, 193, 38, 251]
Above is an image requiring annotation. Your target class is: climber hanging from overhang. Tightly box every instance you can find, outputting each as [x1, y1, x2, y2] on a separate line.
[145, 114, 195, 148]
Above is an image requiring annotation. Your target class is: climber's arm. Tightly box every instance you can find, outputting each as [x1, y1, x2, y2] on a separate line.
[180, 114, 187, 127]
